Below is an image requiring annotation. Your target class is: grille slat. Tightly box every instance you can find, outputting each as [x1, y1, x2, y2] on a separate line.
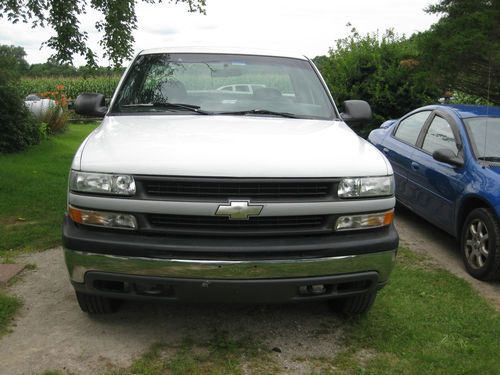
[147, 214, 329, 236]
[140, 179, 334, 200]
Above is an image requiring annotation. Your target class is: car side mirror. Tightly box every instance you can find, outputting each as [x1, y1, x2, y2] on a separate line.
[340, 100, 372, 127]
[75, 93, 107, 117]
[432, 148, 464, 167]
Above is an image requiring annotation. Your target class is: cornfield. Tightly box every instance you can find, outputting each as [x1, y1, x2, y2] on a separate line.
[20, 76, 121, 99]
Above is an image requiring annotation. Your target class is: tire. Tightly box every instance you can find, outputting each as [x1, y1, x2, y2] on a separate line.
[461, 208, 500, 281]
[330, 290, 377, 316]
[75, 292, 121, 314]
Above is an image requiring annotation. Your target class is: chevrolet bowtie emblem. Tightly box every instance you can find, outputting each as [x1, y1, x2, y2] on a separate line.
[215, 201, 264, 220]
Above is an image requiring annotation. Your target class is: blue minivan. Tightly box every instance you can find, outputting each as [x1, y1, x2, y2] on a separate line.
[369, 104, 500, 280]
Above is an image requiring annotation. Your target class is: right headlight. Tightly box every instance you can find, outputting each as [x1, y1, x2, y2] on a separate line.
[338, 176, 394, 198]
[70, 170, 136, 196]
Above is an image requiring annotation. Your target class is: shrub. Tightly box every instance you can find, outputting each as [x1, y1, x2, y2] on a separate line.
[0, 75, 40, 153]
[39, 85, 70, 134]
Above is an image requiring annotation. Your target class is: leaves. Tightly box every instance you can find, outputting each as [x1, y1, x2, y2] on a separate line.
[0, 0, 206, 67]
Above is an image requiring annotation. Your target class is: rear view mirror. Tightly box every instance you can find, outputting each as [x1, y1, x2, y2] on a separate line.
[433, 148, 464, 167]
[341, 100, 372, 126]
[75, 93, 107, 117]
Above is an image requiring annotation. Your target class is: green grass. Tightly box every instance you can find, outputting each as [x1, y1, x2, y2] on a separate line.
[0, 124, 97, 257]
[0, 292, 21, 335]
[101, 249, 500, 375]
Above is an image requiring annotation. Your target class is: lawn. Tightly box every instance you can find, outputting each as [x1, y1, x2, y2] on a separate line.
[0, 124, 97, 258]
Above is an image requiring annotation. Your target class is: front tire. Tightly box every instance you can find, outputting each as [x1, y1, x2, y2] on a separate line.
[75, 292, 122, 314]
[330, 290, 377, 316]
[461, 208, 500, 281]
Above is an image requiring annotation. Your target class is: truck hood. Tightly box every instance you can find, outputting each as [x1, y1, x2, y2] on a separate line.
[75, 115, 391, 177]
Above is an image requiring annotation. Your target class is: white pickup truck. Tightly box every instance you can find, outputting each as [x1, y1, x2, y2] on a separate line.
[64, 47, 398, 315]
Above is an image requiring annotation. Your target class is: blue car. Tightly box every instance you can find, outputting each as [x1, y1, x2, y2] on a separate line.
[369, 104, 500, 280]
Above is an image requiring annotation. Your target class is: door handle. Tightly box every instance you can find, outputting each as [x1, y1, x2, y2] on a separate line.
[411, 161, 420, 170]
[382, 147, 389, 154]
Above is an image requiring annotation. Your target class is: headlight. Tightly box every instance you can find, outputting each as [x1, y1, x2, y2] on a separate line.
[335, 209, 394, 231]
[68, 205, 138, 230]
[70, 171, 136, 196]
[338, 176, 394, 198]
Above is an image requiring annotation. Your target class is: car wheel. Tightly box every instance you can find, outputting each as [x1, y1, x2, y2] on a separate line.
[75, 291, 122, 314]
[330, 290, 377, 316]
[461, 208, 500, 281]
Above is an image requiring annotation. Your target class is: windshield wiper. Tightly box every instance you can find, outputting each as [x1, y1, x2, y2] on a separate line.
[216, 109, 299, 118]
[121, 102, 212, 115]
[478, 156, 500, 162]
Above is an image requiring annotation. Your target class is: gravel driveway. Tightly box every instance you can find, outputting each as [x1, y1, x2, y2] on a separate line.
[1, 207, 499, 374]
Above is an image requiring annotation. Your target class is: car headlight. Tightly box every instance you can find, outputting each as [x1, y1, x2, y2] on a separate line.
[68, 205, 138, 230]
[338, 176, 394, 198]
[70, 171, 136, 196]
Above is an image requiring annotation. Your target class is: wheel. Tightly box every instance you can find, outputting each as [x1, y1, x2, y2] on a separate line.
[461, 208, 500, 281]
[75, 291, 122, 314]
[330, 290, 377, 316]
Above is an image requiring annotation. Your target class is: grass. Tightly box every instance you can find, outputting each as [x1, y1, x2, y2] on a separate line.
[0, 292, 21, 335]
[101, 248, 500, 375]
[0, 124, 97, 258]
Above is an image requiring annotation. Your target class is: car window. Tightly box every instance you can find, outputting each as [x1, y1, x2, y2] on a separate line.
[394, 111, 431, 145]
[422, 115, 458, 155]
[235, 85, 250, 92]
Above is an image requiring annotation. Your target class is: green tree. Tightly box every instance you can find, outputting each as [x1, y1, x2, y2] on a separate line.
[0, 44, 29, 76]
[417, 0, 499, 104]
[0, 0, 206, 67]
[316, 28, 441, 136]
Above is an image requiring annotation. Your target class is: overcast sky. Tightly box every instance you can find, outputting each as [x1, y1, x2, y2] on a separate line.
[0, 0, 439, 66]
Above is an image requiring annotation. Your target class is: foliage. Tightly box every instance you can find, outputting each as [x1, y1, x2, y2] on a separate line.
[0, 292, 21, 334]
[417, 0, 499, 104]
[0, 0, 206, 67]
[0, 44, 29, 76]
[0, 72, 40, 153]
[449, 91, 494, 106]
[315, 28, 441, 136]
[26, 61, 125, 78]
[20, 76, 121, 99]
[0, 124, 97, 255]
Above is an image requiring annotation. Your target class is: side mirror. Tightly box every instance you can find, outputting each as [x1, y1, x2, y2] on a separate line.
[75, 93, 107, 117]
[432, 148, 464, 167]
[341, 100, 372, 126]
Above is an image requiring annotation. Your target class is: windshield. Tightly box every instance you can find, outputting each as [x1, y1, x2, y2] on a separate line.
[464, 117, 500, 162]
[111, 53, 336, 120]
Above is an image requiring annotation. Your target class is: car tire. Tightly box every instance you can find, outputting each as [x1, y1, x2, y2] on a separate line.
[461, 208, 500, 281]
[330, 290, 377, 316]
[75, 292, 122, 314]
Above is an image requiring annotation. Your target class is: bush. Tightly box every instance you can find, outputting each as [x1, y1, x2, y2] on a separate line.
[315, 28, 441, 137]
[0, 76, 40, 153]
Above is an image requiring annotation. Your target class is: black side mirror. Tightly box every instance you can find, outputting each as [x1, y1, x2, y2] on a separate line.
[432, 148, 464, 167]
[341, 100, 372, 126]
[75, 93, 107, 117]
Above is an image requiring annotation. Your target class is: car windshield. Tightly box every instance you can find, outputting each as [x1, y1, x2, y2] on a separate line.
[111, 53, 335, 120]
[464, 116, 500, 162]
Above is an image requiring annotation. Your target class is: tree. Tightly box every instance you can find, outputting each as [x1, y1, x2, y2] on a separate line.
[315, 28, 441, 136]
[0, 44, 29, 76]
[0, 0, 206, 67]
[417, 0, 499, 104]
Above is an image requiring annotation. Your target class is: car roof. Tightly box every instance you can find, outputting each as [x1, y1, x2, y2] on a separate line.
[443, 104, 500, 119]
[138, 46, 308, 60]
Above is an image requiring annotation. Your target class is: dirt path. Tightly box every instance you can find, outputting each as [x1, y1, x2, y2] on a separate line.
[1, 208, 499, 374]
[394, 205, 500, 309]
[0, 248, 343, 375]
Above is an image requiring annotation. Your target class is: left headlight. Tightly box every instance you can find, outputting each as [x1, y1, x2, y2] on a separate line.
[70, 171, 136, 196]
[338, 176, 394, 198]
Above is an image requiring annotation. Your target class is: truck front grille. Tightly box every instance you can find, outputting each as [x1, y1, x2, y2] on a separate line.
[137, 177, 336, 201]
[146, 214, 331, 236]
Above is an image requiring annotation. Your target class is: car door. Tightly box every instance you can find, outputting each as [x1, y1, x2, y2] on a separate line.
[406, 111, 466, 234]
[381, 110, 432, 206]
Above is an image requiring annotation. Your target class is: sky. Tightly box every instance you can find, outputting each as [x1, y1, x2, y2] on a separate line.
[0, 0, 439, 66]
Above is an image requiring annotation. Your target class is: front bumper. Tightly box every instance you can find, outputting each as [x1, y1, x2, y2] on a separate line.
[64, 216, 398, 303]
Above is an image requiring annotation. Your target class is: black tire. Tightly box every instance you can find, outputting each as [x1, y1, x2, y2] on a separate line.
[75, 292, 121, 314]
[461, 208, 500, 281]
[330, 290, 377, 316]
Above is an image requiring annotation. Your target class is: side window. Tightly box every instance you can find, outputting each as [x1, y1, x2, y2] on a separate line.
[235, 85, 250, 92]
[394, 111, 431, 145]
[422, 116, 458, 155]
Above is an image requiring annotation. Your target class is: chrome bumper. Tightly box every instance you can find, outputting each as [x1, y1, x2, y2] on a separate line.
[65, 248, 396, 284]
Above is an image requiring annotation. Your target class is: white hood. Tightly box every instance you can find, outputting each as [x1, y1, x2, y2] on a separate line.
[74, 115, 391, 178]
